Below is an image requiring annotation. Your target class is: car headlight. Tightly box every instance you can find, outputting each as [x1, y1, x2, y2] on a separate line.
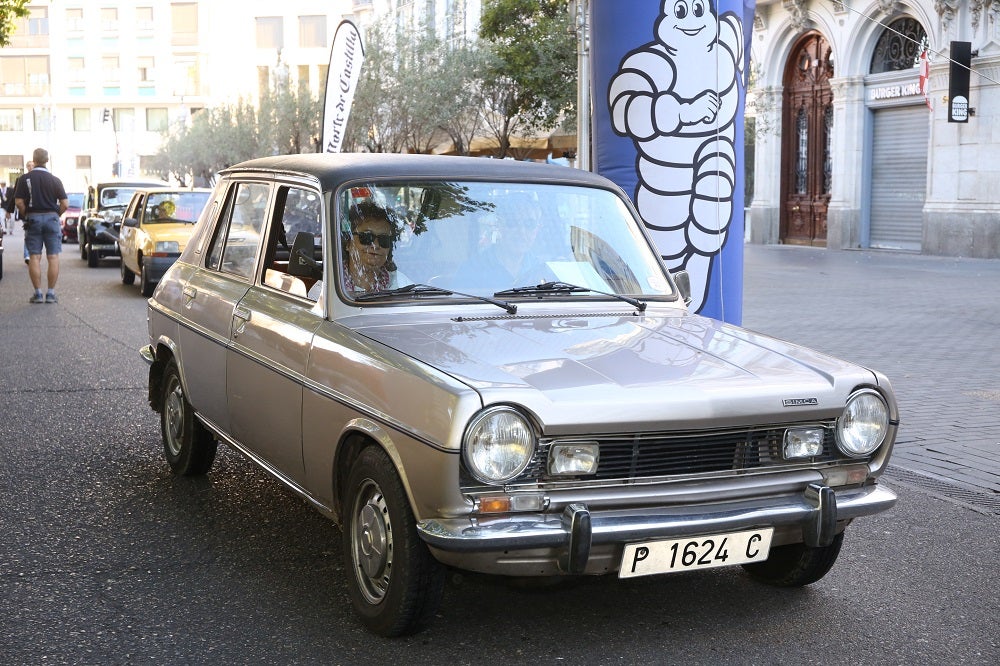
[836, 389, 889, 457]
[154, 240, 180, 254]
[462, 406, 536, 484]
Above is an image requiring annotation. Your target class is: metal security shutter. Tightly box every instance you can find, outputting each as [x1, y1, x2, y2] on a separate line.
[869, 105, 929, 251]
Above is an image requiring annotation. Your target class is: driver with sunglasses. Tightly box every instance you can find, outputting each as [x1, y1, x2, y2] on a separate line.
[342, 201, 400, 294]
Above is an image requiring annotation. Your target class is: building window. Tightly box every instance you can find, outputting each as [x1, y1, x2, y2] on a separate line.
[318, 64, 328, 89]
[146, 107, 169, 132]
[870, 18, 928, 74]
[136, 6, 154, 30]
[258, 65, 270, 97]
[68, 57, 86, 83]
[101, 7, 118, 31]
[28, 6, 49, 35]
[66, 8, 84, 32]
[138, 56, 155, 82]
[172, 57, 200, 96]
[73, 108, 91, 131]
[822, 105, 833, 195]
[112, 108, 135, 132]
[298, 65, 310, 88]
[256, 17, 283, 49]
[0, 55, 50, 96]
[77, 155, 92, 170]
[298, 15, 326, 48]
[102, 56, 120, 83]
[0, 109, 24, 132]
[171, 3, 199, 46]
[33, 107, 53, 132]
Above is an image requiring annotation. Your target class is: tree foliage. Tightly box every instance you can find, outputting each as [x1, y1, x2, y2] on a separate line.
[478, 0, 576, 134]
[0, 0, 29, 47]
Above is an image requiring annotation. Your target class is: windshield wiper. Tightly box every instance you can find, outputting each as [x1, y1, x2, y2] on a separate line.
[355, 283, 517, 314]
[494, 281, 647, 312]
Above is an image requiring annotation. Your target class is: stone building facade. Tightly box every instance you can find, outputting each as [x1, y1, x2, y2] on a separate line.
[749, 0, 1000, 258]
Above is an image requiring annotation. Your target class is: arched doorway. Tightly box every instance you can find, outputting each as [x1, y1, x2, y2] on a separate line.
[780, 32, 834, 246]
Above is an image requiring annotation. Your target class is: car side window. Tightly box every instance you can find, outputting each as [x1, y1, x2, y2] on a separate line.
[262, 186, 323, 301]
[206, 181, 269, 279]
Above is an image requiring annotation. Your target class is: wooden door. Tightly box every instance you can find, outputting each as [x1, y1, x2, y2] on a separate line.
[780, 33, 833, 246]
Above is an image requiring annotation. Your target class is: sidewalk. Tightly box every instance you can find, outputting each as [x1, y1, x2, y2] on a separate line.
[741, 244, 1000, 512]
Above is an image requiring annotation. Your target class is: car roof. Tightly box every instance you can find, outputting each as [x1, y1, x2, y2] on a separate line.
[223, 153, 617, 192]
[128, 187, 212, 194]
[95, 179, 170, 189]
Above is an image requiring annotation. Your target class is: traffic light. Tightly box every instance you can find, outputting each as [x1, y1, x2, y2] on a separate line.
[102, 108, 111, 123]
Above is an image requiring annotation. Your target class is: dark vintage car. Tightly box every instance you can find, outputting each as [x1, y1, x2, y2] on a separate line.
[142, 154, 898, 636]
[79, 179, 168, 267]
[59, 192, 85, 243]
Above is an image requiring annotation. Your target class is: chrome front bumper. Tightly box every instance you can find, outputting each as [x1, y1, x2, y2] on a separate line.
[417, 483, 897, 574]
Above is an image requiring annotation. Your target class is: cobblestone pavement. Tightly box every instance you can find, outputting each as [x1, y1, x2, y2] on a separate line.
[741, 244, 1000, 513]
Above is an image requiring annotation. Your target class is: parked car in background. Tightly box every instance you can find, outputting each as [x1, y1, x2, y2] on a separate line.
[141, 154, 898, 637]
[60, 192, 85, 243]
[79, 179, 168, 267]
[119, 187, 211, 296]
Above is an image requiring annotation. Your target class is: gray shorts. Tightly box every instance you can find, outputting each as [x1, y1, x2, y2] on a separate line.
[24, 212, 62, 256]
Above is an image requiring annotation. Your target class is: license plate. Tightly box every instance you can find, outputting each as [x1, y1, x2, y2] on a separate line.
[619, 528, 774, 578]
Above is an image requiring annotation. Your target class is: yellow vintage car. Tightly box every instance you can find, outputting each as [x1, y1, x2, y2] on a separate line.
[118, 187, 211, 296]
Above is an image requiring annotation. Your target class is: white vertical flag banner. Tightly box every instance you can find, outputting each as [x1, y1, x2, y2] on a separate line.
[322, 20, 365, 153]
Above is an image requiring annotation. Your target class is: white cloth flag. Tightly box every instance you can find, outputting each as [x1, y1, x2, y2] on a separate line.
[322, 20, 365, 153]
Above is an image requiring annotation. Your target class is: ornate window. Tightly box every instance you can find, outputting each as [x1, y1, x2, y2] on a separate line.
[795, 107, 808, 194]
[869, 18, 927, 74]
[823, 105, 833, 195]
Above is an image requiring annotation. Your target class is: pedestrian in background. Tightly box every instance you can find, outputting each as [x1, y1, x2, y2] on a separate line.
[0, 180, 12, 233]
[14, 149, 67, 304]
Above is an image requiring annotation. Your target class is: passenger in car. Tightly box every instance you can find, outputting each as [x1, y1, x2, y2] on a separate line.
[341, 201, 398, 294]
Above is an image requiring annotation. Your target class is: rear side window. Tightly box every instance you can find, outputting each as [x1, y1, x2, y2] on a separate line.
[206, 181, 270, 279]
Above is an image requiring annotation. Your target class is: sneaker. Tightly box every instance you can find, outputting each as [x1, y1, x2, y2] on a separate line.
[29, 293, 45, 304]
[45, 293, 58, 304]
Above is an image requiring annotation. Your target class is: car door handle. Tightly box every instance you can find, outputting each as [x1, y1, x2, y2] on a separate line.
[233, 307, 251, 337]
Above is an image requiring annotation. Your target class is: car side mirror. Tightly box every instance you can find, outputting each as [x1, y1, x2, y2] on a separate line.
[123, 218, 139, 228]
[673, 270, 692, 306]
[288, 231, 322, 280]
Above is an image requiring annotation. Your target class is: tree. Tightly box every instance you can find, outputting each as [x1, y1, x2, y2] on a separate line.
[479, 0, 576, 138]
[0, 0, 29, 48]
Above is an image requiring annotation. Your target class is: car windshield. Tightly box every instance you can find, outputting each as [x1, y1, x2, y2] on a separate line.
[67, 193, 85, 209]
[335, 181, 675, 301]
[144, 191, 210, 223]
[100, 187, 142, 207]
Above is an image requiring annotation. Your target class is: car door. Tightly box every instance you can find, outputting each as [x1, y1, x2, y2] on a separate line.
[226, 183, 325, 484]
[118, 193, 144, 274]
[173, 179, 269, 432]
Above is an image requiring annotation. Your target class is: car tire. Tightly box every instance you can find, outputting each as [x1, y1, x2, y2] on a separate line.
[160, 359, 217, 476]
[741, 532, 844, 587]
[140, 261, 156, 297]
[87, 244, 99, 267]
[343, 446, 445, 637]
[121, 258, 136, 285]
[80, 234, 88, 260]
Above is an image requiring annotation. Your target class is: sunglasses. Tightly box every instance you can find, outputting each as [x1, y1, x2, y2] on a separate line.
[353, 230, 393, 249]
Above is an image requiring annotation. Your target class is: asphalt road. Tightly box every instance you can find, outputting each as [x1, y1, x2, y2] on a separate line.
[1, 236, 997, 665]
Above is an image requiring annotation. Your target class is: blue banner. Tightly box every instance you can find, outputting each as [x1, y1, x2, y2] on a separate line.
[592, 0, 755, 324]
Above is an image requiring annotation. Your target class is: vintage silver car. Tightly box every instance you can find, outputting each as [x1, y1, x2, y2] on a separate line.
[141, 154, 898, 636]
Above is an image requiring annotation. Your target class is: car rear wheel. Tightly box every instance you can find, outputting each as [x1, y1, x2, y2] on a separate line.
[160, 359, 217, 476]
[121, 258, 136, 285]
[742, 532, 844, 587]
[343, 446, 445, 637]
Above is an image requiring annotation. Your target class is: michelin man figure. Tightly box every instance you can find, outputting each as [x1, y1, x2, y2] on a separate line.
[609, 0, 744, 313]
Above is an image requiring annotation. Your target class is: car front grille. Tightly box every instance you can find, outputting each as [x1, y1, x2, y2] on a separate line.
[529, 422, 839, 482]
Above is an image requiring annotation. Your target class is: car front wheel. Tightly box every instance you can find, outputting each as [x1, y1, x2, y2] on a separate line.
[140, 260, 156, 297]
[160, 359, 217, 476]
[80, 233, 88, 260]
[343, 446, 445, 637]
[742, 532, 844, 587]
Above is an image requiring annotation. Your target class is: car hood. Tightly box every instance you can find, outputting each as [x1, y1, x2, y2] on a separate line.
[353, 310, 878, 432]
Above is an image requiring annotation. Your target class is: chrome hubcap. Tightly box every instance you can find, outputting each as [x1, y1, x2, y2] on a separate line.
[164, 377, 184, 456]
[352, 479, 392, 604]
